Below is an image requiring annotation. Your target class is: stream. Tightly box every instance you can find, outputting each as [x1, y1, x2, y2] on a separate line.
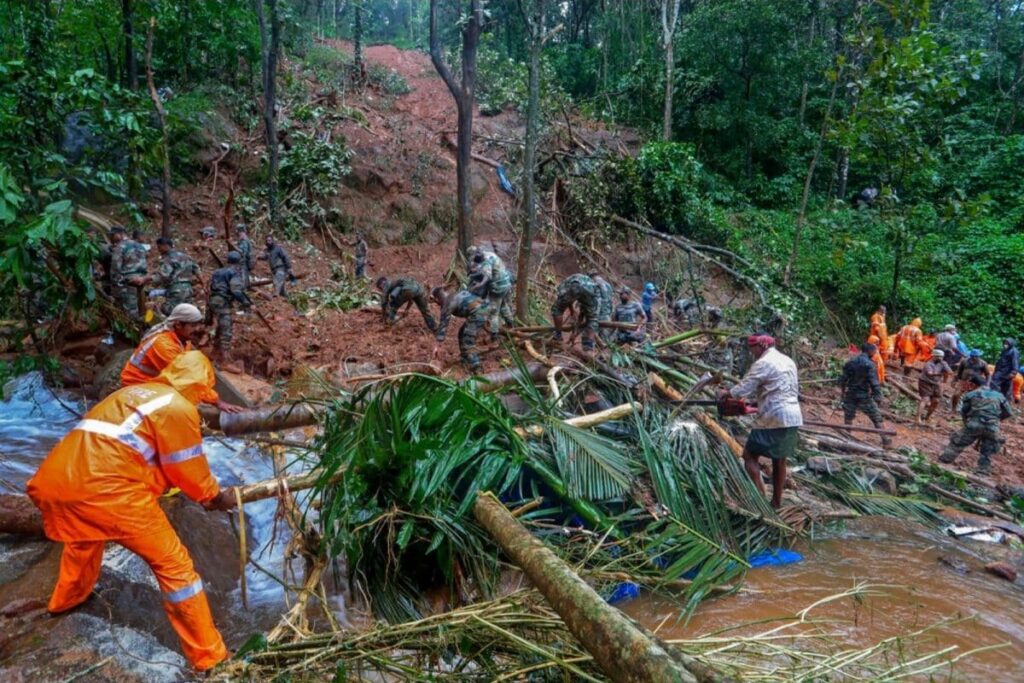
[1, 373, 1022, 681]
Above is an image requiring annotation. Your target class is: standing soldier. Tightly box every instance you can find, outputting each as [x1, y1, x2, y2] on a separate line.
[151, 237, 200, 315]
[590, 272, 614, 340]
[550, 273, 602, 354]
[611, 287, 646, 344]
[470, 249, 514, 335]
[110, 226, 149, 317]
[235, 224, 255, 289]
[349, 232, 368, 279]
[431, 287, 492, 372]
[206, 251, 252, 371]
[259, 235, 294, 297]
[939, 373, 1013, 475]
[839, 343, 892, 447]
[376, 276, 437, 332]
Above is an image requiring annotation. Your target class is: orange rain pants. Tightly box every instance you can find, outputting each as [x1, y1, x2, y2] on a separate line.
[895, 320, 922, 364]
[1013, 373, 1023, 403]
[28, 352, 226, 671]
[867, 335, 886, 384]
[121, 330, 191, 386]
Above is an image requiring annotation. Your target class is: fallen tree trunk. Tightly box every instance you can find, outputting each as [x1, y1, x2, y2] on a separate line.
[0, 470, 344, 538]
[473, 492, 725, 683]
[801, 420, 897, 437]
[515, 402, 641, 438]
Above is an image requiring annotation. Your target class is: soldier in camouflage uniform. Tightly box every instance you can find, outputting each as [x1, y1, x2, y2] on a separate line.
[590, 272, 614, 341]
[109, 226, 149, 317]
[206, 252, 252, 364]
[235, 224, 255, 289]
[939, 373, 1013, 475]
[151, 237, 200, 316]
[349, 232, 368, 279]
[612, 288, 646, 344]
[839, 342, 891, 447]
[550, 273, 601, 352]
[469, 249, 514, 334]
[376, 276, 437, 332]
[259, 235, 294, 296]
[432, 287, 492, 371]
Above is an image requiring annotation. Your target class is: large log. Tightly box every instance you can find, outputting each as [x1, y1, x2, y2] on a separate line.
[0, 470, 343, 538]
[473, 492, 726, 683]
[515, 402, 641, 438]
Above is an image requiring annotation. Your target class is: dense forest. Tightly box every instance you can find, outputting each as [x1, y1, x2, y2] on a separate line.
[2, 0, 1024, 355]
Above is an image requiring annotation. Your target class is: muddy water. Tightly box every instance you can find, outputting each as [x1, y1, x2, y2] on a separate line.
[623, 516, 1024, 680]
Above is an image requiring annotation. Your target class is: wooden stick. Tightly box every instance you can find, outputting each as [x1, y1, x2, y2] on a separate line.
[926, 483, 1015, 522]
[515, 402, 641, 438]
[800, 420, 897, 436]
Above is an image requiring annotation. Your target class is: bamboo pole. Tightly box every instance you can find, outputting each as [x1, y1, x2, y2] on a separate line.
[473, 492, 727, 683]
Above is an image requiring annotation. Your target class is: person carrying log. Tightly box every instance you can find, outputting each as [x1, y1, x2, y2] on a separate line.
[26, 351, 237, 673]
[869, 305, 890, 360]
[376, 276, 437, 332]
[939, 373, 1013, 476]
[720, 334, 802, 509]
[612, 287, 647, 345]
[550, 273, 601, 354]
[917, 349, 953, 424]
[839, 342, 892, 447]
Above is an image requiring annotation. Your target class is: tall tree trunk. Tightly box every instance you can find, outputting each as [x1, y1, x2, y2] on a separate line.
[473, 492, 722, 683]
[783, 73, 839, 285]
[256, 0, 281, 227]
[660, 0, 681, 141]
[430, 0, 483, 260]
[516, 0, 545, 320]
[145, 18, 173, 239]
[835, 147, 849, 199]
[353, 0, 364, 78]
[122, 0, 137, 89]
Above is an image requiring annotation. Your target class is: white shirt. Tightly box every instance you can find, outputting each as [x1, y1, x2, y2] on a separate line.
[730, 347, 803, 429]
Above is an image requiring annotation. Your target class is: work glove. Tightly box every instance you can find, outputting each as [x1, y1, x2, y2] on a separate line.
[204, 488, 238, 512]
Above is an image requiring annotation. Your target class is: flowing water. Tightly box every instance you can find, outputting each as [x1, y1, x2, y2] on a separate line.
[2, 374, 1023, 680]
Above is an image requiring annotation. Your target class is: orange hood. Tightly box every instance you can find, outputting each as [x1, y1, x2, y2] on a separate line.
[154, 350, 218, 406]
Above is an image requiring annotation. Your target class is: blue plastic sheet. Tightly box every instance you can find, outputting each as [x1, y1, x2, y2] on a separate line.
[496, 165, 516, 196]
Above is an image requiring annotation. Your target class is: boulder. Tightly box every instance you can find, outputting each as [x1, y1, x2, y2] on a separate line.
[92, 348, 132, 399]
[863, 467, 898, 495]
[984, 561, 1018, 583]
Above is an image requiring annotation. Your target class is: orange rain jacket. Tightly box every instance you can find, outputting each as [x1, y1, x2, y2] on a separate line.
[121, 330, 195, 387]
[916, 334, 937, 364]
[867, 335, 886, 384]
[1013, 373, 1023, 403]
[27, 351, 227, 670]
[895, 319, 923, 359]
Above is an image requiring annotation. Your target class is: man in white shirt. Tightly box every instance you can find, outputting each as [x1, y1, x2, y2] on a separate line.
[720, 334, 803, 508]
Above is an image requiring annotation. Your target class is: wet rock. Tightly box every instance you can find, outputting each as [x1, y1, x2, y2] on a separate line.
[938, 556, 971, 574]
[984, 561, 1018, 583]
[92, 348, 132, 398]
[864, 468, 897, 495]
[0, 537, 50, 585]
[0, 598, 46, 618]
[805, 456, 842, 475]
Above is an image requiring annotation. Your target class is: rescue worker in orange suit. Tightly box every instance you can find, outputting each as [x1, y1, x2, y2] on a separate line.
[120, 303, 242, 414]
[869, 305, 890, 361]
[1013, 369, 1023, 404]
[894, 317, 923, 375]
[27, 351, 238, 672]
[867, 334, 886, 384]
[916, 329, 938, 364]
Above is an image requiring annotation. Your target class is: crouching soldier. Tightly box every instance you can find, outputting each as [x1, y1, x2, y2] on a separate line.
[376, 276, 436, 332]
[551, 273, 601, 353]
[431, 287, 491, 372]
[939, 374, 1013, 476]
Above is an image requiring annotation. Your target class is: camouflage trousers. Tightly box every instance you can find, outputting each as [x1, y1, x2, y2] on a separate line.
[206, 296, 233, 352]
[113, 284, 142, 317]
[241, 266, 251, 290]
[457, 308, 489, 371]
[272, 268, 287, 297]
[842, 395, 884, 427]
[486, 284, 514, 335]
[550, 289, 599, 351]
[355, 257, 366, 279]
[160, 284, 194, 316]
[939, 423, 1005, 472]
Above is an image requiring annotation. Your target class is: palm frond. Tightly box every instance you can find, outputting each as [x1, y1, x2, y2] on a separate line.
[541, 417, 639, 502]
